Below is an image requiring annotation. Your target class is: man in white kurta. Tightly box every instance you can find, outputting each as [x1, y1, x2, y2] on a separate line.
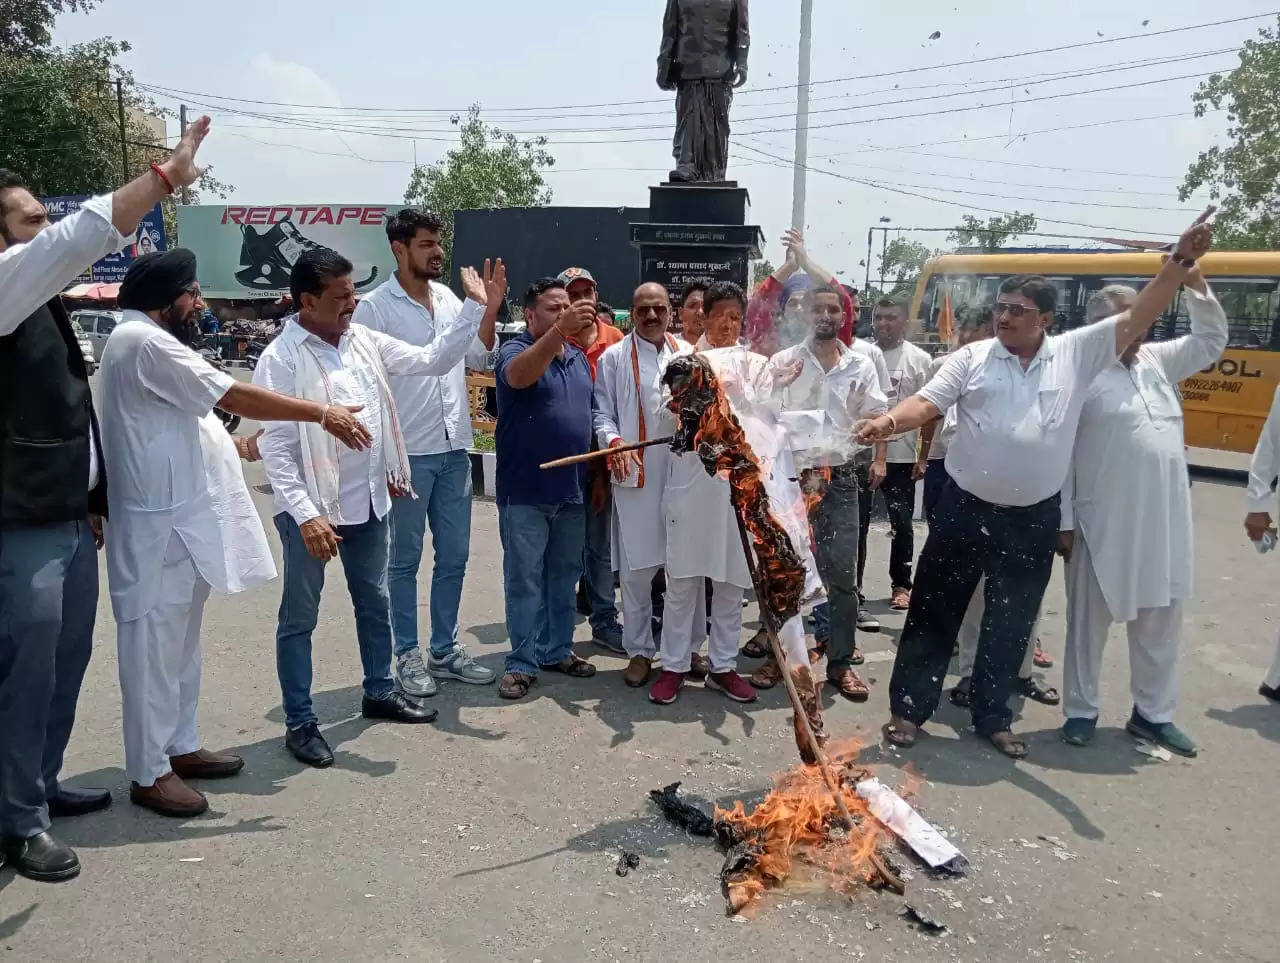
[593, 283, 689, 687]
[101, 260, 269, 817]
[1060, 270, 1227, 756]
[1244, 384, 1280, 703]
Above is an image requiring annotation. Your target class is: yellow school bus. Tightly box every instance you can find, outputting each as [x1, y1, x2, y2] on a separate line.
[910, 251, 1280, 454]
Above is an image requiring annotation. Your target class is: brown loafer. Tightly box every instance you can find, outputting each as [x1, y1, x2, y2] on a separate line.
[170, 748, 244, 780]
[689, 652, 711, 681]
[749, 655, 783, 690]
[130, 772, 208, 818]
[828, 667, 870, 702]
[623, 656, 653, 688]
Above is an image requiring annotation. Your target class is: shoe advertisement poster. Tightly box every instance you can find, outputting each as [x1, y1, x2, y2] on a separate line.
[177, 203, 398, 299]
[43, 194, 167, 285]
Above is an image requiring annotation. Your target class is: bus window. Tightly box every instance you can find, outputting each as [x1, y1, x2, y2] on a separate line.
[1178, 278, 1279, 348]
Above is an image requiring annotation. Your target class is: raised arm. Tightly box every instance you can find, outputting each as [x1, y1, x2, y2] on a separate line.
[503, 300, 595, 390]
[1112, 208, 1215, 353]
[1143, 268, 1228, 381]
[369, 265, 489, 376]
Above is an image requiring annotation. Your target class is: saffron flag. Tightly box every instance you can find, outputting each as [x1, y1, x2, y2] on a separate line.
[937, 288, 955, 344]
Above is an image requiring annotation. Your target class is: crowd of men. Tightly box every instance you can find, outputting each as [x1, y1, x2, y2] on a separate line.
[2, 118, 1278, 887]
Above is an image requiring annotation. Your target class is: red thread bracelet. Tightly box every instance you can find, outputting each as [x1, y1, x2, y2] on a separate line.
[149, 163, 175, 195]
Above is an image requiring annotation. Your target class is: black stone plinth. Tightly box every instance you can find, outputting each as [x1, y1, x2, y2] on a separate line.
[633, 182, 762, 300]
[649, 182, 750, 227]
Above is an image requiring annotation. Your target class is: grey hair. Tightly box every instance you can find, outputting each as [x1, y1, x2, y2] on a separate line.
[1086, 284, 1138, 323]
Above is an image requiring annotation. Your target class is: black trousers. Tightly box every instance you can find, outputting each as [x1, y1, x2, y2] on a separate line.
[855, 461, 916, 592]
[922, 459, 950, 528]
[888, 480, 1059, 736]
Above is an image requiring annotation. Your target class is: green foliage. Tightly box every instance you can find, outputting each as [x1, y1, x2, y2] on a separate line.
[751, 258, 775, 289]
[0, 0, 98, 56]
[403, 105, 554, 270]
[0, 38, 230, 243]
[947, 212, 1038, 251]
[877, 238, 936, 296]
[1179, 16, 1280, 250]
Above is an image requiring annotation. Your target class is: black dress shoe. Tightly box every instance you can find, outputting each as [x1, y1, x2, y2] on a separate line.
[362, 691, 438, 723]
[285, 723, 334, 768]
[0, 831, 80, 882]
[47, 787, 112, 818]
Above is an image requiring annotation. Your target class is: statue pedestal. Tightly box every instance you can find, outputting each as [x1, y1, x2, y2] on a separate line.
[632, 182, 762, 299]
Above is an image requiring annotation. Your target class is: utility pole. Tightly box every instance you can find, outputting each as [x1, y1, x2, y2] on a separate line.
[115, 78, 129, 178]
[790, 0, 814, 231]
[178, 104, 191, 204]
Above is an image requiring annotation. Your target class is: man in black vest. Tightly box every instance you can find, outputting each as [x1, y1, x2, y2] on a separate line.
[0, 116, 212, 881]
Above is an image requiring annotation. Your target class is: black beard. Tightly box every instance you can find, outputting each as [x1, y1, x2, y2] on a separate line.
[812, 327, 837, 341]
[160, 303, 200, 346]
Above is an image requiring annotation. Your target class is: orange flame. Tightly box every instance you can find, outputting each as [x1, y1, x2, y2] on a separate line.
[714, 742, 885, 914]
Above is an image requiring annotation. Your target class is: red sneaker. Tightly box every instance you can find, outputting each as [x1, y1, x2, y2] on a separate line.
[649, 670, 685, 705]
[707, 670, 757, 703]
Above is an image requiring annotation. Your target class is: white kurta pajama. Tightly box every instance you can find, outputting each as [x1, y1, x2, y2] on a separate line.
[1061, 286, 1227, 724]
[670, 346, 824, 669]
[594, 332, 690, 660]
[100, 313, 276, 785]
[1244, 384, 1280, 691]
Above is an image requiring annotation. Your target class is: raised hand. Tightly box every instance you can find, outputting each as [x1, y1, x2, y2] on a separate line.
[1175, 206, 1216, 262]
[162, 115, 211, 189]
[460, 265, 488, 306]
[483, 258, 507, 308]
[320, 403, 373, 451]
[558, 299, 598, 337]
[772, 358, 804, 389]
[854, 415, 894, 445]
[783, 227, 807, 265]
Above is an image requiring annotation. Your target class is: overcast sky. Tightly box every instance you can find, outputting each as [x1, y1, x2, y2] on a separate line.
[53, 1, 1275, 283]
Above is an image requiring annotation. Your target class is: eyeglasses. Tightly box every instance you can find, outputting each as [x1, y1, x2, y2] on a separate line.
[993, 301, 1035, 319]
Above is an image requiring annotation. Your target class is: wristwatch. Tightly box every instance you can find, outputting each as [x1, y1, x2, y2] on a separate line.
[1170, 252, 1197, 268]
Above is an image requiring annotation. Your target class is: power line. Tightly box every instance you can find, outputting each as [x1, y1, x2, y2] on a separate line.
[144, 66, 1226, 148]
[134, 46, 1236, 128]
[129, 13, 1272, 114]
[735, 141, 1189, 236]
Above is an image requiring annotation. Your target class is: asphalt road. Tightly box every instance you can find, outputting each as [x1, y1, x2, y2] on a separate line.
[1, 420, 1277, 961]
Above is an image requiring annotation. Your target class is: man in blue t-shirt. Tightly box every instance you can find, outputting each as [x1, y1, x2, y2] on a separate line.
[493, 278, 599, 699]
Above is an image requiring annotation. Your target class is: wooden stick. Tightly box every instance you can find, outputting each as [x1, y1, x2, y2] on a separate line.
[538, 435, 674, 470]
[731, 512, 905, 895]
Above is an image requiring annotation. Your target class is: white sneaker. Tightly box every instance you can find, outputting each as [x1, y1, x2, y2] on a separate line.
[397, 649, 438, 697]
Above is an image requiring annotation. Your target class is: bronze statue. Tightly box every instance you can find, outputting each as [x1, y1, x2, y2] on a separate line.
[657, 0, 749, 183]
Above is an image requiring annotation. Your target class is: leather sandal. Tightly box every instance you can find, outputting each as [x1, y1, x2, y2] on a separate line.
[988, 729, 1029, 759]
[828, 667, 870, 702]
[540, 655, 596, 678]
[882, 716, 918, 747]
[741, 628, 770, 659]
[498, 672, 534, 700]
[1018, 676, 1060, 706]
[749, 656, 783, 690]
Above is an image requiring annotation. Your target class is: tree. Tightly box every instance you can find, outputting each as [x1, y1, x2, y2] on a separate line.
[1179, 16, 1280, 250]
[1, 37, 230, 242]
[947, 211, 1038, 251]
[877, 238, 936, 296]
[403, 105, 554, 270]
[1, 0, 98, 56]
[751, 258, 775, 289]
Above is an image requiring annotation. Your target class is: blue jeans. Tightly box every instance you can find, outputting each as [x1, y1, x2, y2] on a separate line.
[388, 451, 473, 660]
[274, 512, 396, 729]
[582, 485, 618, 632]
[498, 502, 585, 676]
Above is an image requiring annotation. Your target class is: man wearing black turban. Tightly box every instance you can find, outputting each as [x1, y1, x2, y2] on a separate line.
[98, 248, 374, 818]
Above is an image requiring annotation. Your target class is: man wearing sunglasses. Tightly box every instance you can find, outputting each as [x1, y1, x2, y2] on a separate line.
[856, 209, 1216, 760]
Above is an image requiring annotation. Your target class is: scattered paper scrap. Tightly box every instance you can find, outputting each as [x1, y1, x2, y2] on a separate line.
[177, 857, 203, 863]
[856, 778, 968, 873]
[901, 904, 948, 935]
[1135, 742, 1173, 762]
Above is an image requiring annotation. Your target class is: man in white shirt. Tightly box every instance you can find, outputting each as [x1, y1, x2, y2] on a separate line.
[353, 209, 501, 698]
[856, 209, 1215, 758]
[0, 118, 214, 882]
[102, 249, 370, 818]
[1245, 386, 1280, 704]
[1059, 271, 1227, 757]
[862, 297, 933, 611]
[593, 283, 689, 690]
[255, 248, 491, 768]
[765, 284, 888, 701]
